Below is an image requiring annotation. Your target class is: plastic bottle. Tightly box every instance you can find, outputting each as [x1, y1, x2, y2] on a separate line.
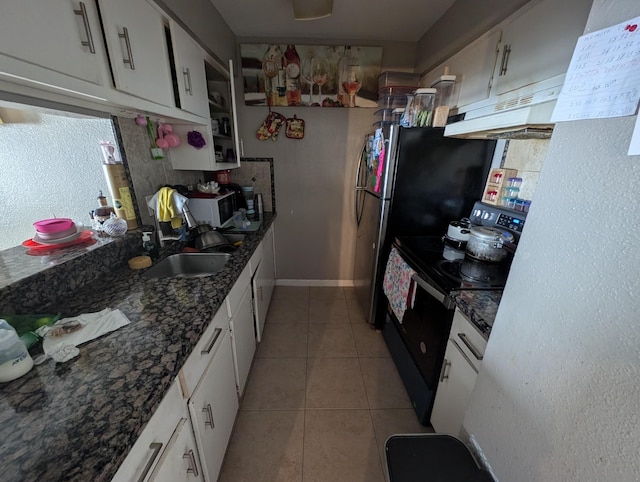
[0, 320, 34, 383]
[142, 231, 159, 260]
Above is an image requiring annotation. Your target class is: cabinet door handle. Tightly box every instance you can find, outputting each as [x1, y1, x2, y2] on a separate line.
[457, 333, 484, 361]
[183, 449, 199, 477]
[183, 67, 192, 95]
[439, 359, 451, 382]
[258, 286, 263, 302]
[201, 327, 222, 355]
[73, 2, 96, 54]
[499, 44, 511, 76]
[118, 27, 136, 70]
[202, 403, 215, 429]
[137, 442, 163, 482]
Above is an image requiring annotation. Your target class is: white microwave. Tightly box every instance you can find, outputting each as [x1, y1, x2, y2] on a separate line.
[187, 192, 235, 227]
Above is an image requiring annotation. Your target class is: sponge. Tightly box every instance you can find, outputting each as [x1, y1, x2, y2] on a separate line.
[128, 256, 152, 270]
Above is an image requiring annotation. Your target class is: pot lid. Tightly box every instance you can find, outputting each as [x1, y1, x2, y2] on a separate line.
[469, 226, 514, 242]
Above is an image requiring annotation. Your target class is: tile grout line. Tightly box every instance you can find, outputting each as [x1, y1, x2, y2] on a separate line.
[302, 288, 310, 482]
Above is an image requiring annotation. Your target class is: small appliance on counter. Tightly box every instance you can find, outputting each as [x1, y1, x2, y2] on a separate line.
[187, 191, 235, 228]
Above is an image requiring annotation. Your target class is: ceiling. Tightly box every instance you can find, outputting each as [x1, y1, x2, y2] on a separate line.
[208, 0, 457, 42]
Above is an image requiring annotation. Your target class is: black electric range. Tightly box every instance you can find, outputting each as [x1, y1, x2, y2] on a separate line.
[381, 203, 526, 426]
[394, 235, 513, 294]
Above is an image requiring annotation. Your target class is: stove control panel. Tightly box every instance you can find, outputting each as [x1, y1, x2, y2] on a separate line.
[470, 202, 526, 235]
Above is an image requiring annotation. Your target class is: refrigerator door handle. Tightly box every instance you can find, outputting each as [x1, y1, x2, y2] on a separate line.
[354, 143, 367, 226]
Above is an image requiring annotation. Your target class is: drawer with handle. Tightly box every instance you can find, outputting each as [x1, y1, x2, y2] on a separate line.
[450, 308, 487, 372]
[112, 379, 184, 481]
[179, 306, 230, 398]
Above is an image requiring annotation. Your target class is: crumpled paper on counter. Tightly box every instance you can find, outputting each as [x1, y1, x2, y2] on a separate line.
[34, 308, 131, 363]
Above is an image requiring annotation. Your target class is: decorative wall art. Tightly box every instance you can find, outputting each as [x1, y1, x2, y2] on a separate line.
[240, 44, 383, 108]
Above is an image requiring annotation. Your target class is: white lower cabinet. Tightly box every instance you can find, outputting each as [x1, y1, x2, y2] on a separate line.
[226, 263, 256, 396]
[188, 328, 239, 482]
[112, 380, 184, 481]
[116, 230, 276, 481]
[149, 418, 203, 481]
[430, 338, 479, 437]
[430, 308, 487, 437]
[253, 225, 275, 342]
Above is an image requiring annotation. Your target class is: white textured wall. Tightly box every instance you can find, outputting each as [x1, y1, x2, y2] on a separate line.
[463, 1, 640, 480]
[236, 40, 415, 282]
[0, 110, 115, 250]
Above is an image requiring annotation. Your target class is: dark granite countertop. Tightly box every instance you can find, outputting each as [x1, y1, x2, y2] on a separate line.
[0, 214, 275, 482]
[450, 290, 502, 340]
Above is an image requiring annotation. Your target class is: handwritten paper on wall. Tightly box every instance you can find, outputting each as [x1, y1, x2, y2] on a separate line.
[551, 17, 640, 123]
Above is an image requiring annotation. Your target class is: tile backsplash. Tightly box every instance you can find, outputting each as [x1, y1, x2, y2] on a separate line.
[114, 117, 202, 227]
[225, 158, 276, 213]
[502, 139, 550, 201]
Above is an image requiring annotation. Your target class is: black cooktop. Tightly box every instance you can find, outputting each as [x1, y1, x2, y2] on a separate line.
[394, 236, 512, 293]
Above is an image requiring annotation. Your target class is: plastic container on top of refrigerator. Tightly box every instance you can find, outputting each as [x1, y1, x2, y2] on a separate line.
[378, 71, 421, 90]
[431, 72, 457, 127]
[374, 109, 403, 123]
[407, 88, 436, 127]
[373, 108, 404, 128]
[378, 95, 409, 110]
[378, 86, 416, 97]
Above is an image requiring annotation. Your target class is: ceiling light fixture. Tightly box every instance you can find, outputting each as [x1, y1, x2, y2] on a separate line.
[293, 0, 333, 20]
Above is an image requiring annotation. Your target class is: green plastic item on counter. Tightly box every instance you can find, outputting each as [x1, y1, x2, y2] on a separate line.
[1, 313, 61, 348]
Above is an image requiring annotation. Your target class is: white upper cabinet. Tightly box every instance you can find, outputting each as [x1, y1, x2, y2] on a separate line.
[168, 121, 216, 171]
[170, 22, 209, 119]
[171, 59, 242, 171]
[97, 0, 174, 107]
[449, 31, 502, 108]
[491, 0, 592, 96]
[422, 31, 501, 110]
[0, 0, 109, 93]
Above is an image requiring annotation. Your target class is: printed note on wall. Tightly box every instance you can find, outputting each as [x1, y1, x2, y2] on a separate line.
[551, 17, 640, 122]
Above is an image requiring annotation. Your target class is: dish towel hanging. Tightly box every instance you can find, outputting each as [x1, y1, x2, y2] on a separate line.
[383, 247, 417, 323]
[147, 187, 189, 229]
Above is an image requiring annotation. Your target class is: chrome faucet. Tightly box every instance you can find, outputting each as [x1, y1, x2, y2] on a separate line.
[152, 204, 197, 247]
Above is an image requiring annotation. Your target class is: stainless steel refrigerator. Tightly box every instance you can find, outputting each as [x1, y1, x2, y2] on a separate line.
[353, 125, 497, 326]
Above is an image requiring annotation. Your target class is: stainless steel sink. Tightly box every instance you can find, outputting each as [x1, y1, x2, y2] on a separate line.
[143, 253, 231, 278]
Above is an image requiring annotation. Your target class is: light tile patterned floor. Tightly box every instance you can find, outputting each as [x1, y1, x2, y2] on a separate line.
[219, 286, 433, 482]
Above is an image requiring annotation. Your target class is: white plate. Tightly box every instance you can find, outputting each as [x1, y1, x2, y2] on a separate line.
[33, 227, 82, 245]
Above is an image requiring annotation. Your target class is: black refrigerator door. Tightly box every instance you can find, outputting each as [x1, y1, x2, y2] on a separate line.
[387, 127, 496, 238]
[354, 190, 388, 324]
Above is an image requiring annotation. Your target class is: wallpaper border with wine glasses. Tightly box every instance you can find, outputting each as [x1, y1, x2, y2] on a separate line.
[239, 44, 382, 108]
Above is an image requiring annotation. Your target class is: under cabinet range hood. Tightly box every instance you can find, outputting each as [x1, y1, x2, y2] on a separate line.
[444, 75, 565, 139]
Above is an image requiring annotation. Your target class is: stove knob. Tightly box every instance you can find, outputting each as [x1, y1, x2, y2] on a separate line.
[472, 209, 481, 217]
[482, 212, 491, 220]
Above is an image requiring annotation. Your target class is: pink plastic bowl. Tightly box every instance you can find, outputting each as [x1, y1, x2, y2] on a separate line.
[33, 218, 74, 234]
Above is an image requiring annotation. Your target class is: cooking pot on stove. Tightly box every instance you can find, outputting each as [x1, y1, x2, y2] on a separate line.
[466, 226, 515, 263]
[447, 220, 471, 242]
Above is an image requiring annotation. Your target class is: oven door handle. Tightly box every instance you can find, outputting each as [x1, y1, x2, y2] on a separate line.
[411, 273, 454, 309]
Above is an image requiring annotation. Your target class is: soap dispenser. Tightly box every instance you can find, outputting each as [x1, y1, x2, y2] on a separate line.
[142, 231, 159, 260]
